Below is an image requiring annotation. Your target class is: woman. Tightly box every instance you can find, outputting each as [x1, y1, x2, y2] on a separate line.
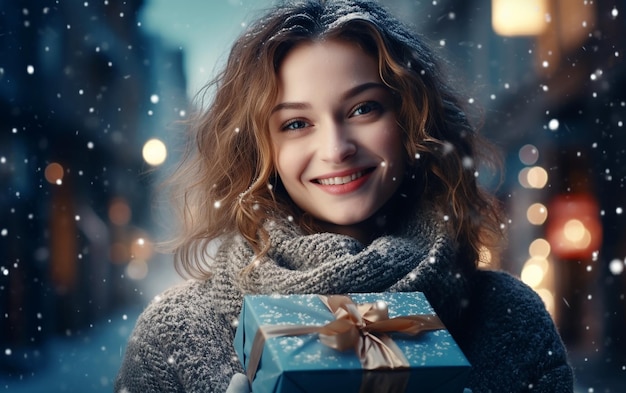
[115, 1, 574, 391]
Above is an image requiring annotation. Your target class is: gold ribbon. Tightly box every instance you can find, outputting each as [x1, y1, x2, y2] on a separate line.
[245, 295, 445, 383]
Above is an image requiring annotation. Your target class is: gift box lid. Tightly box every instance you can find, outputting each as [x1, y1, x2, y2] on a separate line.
[234, 292, 470, 393]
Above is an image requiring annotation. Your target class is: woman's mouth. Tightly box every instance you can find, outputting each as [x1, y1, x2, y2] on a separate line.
[313, 167, 375, 186]
[317, 171, 365, 185]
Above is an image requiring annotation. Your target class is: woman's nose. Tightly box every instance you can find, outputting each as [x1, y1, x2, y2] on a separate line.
[319, 121, 357, 163]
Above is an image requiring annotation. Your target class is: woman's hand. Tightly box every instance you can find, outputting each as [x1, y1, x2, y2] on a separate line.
[226, 373, 250, 393]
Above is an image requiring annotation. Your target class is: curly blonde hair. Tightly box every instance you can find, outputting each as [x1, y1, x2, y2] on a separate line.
[163, 0, 504, 279]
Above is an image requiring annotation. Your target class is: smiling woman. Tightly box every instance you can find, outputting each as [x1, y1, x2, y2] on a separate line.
[115, 1, 574, 392]
[269, 40, 405, 242]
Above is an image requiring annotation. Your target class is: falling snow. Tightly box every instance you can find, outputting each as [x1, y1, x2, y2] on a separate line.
[0, 1, 624, 392]
[548, 119, 560, 131]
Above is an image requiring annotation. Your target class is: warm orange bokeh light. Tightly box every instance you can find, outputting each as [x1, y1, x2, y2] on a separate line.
[546, 194, 602, 259]
[527, 203, 548, 225]
[109, 197, 132, 226]
[130, 236, 154, 261]
[44, 162, 64, 184]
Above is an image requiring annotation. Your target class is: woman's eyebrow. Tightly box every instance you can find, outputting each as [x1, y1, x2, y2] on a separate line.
[271, 102, 311, 114]
[340, 82, 387, 100]
[271, 82, 387, 115]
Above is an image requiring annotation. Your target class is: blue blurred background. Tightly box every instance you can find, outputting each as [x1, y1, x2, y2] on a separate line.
[0, 0, 624, 391]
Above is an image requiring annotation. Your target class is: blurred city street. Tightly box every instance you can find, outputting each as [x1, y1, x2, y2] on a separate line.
[1, 255, 182, 393]
[0, 305, 142, 392]
[1, 0, 625, 391]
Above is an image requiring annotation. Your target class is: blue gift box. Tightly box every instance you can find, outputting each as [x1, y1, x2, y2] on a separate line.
[233, 292, 470, 393]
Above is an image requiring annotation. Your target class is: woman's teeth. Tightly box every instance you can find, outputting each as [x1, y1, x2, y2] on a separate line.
[318, 171, 363, 185]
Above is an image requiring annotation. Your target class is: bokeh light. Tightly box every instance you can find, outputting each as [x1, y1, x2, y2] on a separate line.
[518, 166, 549, 189]
[546, 194, 602, 259]
[563, 219, 590, 245]
[527, 203, 548, 225]
[126, 259, 149, 280]
[518, 167, 531, 188]
[44, 162, 64, 185]
[527, 166, 548, 189]
[518, 144, 539, 165]
[109, 197, 132, 226]
[529, 238, 551, 258]
[142, 138, 167, 166]
[130, 236, 154, 261]
[521, 262, 545, 288]
[609, 259, 624, 275]
[492, 0, 548, 36]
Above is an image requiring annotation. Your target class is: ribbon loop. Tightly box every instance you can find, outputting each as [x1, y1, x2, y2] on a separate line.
[318, 319, 360, 351]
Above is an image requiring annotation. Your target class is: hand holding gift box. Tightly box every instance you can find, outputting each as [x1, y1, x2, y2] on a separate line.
[234, 292, 470, 393]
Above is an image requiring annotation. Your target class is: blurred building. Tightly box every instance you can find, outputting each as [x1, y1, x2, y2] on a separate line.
[387, 0, 624, 389]
[388, 0, 626, 388]
[0, 0, 187, 375]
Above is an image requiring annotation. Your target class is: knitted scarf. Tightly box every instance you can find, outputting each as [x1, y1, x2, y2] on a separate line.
[115, 203, 576, 393]
[209, 206, 471, 326]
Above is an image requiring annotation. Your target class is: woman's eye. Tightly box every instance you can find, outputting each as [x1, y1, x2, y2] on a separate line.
[282, 119, 309, 131]
[351, 101, 381, 117]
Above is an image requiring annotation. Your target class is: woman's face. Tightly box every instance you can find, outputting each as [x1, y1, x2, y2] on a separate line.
[269, 39, 405, 237]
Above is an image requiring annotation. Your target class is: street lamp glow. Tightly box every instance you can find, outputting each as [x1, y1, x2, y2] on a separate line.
[492, 0, 549, 36]
[142, 138, 167, 166]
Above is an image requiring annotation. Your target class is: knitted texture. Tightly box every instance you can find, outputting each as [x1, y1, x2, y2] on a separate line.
[210, 208, 466, 324]
[115, 209, 573, 392]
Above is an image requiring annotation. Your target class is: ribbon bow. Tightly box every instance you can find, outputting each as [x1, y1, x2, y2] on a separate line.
[245, 295, 445, 383]
[317, 295, 445, 369]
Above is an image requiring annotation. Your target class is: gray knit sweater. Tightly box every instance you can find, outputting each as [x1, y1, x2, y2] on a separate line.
[114, 211, 574, 392]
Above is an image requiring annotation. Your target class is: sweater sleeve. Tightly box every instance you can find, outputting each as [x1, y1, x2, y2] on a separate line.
[459, 270, 574, 393]
[114, 304, 184, 393]
[114, 281, 243, 393]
